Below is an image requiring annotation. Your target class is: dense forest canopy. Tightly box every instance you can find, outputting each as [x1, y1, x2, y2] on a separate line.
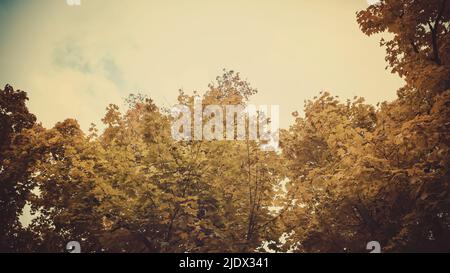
[1, 0, 449, 252]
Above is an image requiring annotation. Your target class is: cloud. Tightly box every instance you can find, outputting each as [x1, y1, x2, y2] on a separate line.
[100, 55, 126, 89]
[53, 39, 126, 89]
[53, 40, 92, 74]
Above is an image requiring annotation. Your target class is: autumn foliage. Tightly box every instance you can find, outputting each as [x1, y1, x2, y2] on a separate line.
[1, 0, 449, 252]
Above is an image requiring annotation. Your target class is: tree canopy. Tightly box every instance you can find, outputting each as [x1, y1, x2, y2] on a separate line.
[0, 0, 449, 252]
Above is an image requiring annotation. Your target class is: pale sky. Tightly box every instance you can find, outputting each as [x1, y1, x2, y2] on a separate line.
[0, 0, 404, 131]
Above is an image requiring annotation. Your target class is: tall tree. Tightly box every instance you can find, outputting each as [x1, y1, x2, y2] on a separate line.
[0, 85, 36, 252]
[277, 0, 450, 252]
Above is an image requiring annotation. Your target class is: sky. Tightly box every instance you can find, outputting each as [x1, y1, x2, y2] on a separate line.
[0, 0, 403, 131]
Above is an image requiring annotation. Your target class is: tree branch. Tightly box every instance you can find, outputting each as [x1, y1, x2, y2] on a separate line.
[429, 0, 448, 65]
